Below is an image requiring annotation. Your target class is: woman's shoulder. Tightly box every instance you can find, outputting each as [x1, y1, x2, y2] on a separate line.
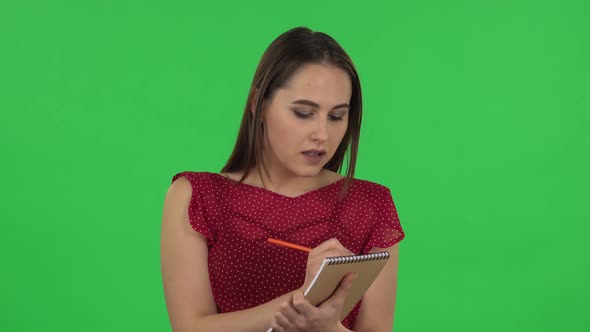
[347, 176, 393, 201]
[171, 171, 226, 189]
[348, 174, 389, 190]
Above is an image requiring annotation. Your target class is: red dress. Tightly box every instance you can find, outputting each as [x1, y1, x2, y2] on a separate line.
[171, 171, 406, 329]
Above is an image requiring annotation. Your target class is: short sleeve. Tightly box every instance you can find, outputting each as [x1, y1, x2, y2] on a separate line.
[363, 186, 406, 252]
[171, 172, 215, 246]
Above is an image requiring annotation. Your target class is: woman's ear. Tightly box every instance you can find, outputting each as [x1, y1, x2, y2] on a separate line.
[260, 100, 266, 124]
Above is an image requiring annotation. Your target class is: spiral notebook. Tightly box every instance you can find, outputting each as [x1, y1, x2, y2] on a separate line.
[266, 251, 389, 332]
[304, 251, 390, 319]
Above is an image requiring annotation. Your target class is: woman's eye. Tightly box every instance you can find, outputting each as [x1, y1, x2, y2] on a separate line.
[292, 109, 345, 121]
[329, 114, 344, 121]
[293, 110, 312, 118]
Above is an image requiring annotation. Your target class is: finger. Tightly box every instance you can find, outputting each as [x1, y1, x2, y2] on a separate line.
[323, 238, 352, 256]
[274, 311, 295, 331]
[321, 272, 356, 308]
[269, 314, 285, 332]
[310, 240, 348, 259]
[291, 288, 318, 317]
[279, 299, 300, 322]
[311, 238, 343, 253]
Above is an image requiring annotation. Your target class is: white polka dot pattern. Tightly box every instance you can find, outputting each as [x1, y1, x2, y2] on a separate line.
[170, 171, 406, 329]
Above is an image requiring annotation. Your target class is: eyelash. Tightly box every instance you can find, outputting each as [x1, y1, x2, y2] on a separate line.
[293, 110, 344, 121]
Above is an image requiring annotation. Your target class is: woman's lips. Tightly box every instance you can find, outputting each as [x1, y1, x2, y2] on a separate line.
[302, 150, 326, 163]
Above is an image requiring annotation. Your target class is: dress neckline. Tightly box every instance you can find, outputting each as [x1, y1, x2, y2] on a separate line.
[210, 172, 346, 199]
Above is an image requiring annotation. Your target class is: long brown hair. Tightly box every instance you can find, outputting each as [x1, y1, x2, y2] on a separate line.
[221, 26, 363, 200]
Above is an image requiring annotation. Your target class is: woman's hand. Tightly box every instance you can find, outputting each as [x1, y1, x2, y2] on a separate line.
[270, 272, 356, 332]
[301, 238, 354, 292]
[269, 238, 356, 332]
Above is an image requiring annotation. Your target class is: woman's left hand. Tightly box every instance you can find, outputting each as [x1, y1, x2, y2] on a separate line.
[269, 272, 355, 332]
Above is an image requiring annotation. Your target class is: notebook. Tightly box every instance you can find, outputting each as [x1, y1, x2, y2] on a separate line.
[304, 251, 390, 318]
[266, 251, 389, 331]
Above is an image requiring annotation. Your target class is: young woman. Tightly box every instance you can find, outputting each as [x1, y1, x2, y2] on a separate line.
[160, 26, 406, 332]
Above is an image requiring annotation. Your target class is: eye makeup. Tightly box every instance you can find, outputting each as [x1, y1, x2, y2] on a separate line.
[291, 109, 346, 121]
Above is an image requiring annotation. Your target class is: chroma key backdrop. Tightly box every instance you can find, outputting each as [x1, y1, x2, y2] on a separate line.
[1, 1, 588, 331]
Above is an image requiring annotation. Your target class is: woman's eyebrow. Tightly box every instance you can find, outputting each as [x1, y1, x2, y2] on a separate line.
[291, 99, 350, 110]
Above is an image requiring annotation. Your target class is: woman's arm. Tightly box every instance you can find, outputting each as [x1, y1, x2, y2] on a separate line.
[160, 176, 298, 332]
[351, 244, 401, 332]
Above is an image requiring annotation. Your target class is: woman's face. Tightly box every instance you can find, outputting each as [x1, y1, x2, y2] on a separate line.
[259, 63, 352, 179]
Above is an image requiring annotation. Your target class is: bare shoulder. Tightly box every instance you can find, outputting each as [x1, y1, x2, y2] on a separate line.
[167, 175, 192, 197]
[163, 176, 194, 219]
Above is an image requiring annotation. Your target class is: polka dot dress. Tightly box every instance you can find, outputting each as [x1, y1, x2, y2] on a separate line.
[171, 171, 406, 329]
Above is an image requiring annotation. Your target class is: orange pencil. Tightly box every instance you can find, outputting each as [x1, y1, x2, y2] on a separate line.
[267, 238, 312, 253]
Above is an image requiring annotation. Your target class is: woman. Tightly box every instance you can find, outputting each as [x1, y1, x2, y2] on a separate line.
[161, 26, 406, 332]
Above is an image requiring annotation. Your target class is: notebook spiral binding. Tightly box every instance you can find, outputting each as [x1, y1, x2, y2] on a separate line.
[326, 251, 389, 265]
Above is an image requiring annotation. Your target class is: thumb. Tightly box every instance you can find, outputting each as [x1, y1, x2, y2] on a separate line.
[321, 272, 356, 308]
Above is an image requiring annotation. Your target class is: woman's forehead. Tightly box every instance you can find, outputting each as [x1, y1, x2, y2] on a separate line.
[287, 63, 349, 86]
[277, 65, 352, 104]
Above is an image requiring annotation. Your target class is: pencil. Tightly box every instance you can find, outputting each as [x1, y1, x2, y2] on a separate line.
[267, 238, 312, 253]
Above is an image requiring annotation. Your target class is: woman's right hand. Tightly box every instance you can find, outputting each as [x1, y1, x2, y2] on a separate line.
[268, 238, 355, 331]
[299, 238, 353, 293]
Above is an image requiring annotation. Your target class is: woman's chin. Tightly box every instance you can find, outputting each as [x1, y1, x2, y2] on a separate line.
[290, 165, 326, 178]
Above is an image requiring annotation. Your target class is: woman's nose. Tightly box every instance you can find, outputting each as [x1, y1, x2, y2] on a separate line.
[311, 118, 329, 142]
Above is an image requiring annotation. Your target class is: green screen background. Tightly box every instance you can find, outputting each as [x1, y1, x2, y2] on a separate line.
[1, 0, 588, 331]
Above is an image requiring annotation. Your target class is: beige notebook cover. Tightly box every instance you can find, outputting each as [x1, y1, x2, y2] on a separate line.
[304, 251, 390, 320]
